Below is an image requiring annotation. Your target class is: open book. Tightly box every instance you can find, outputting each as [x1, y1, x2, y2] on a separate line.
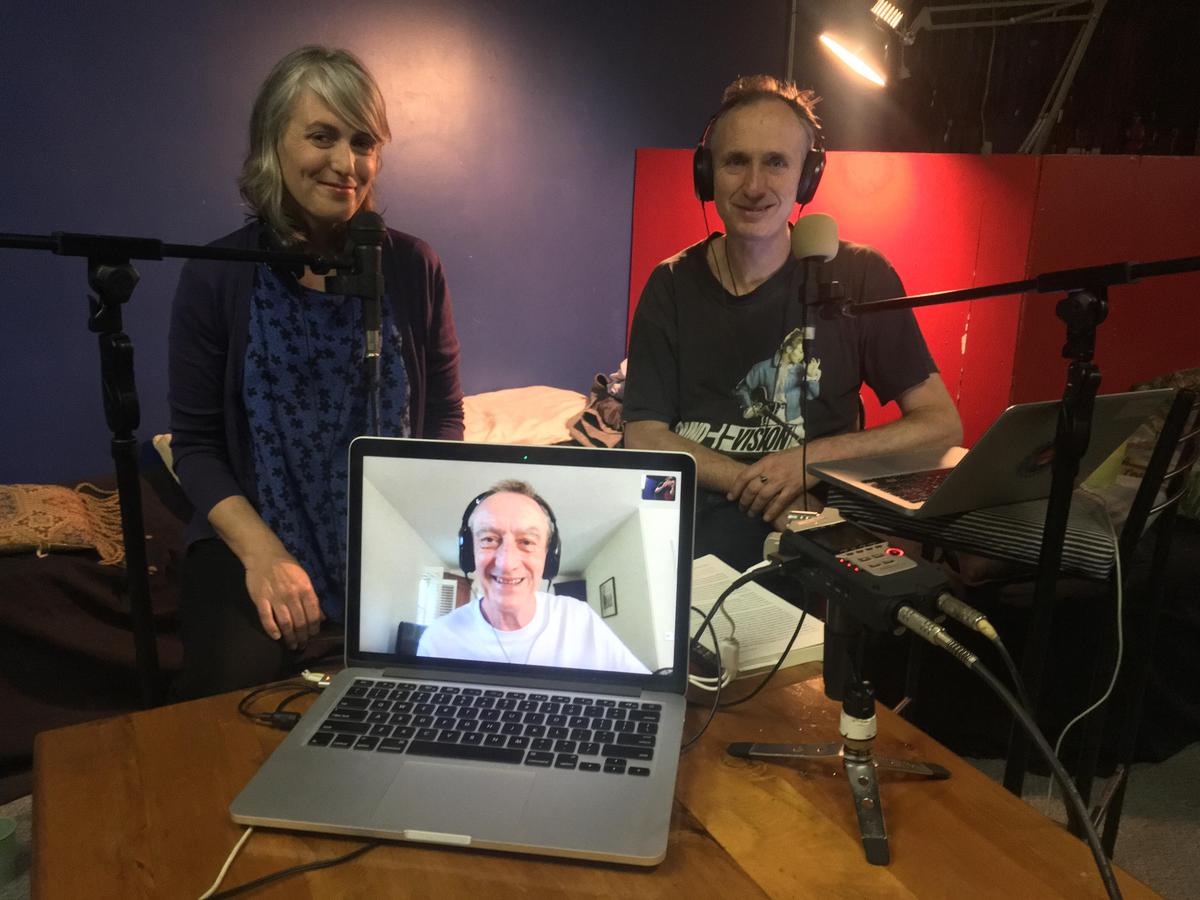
[691, 554, 824, 677]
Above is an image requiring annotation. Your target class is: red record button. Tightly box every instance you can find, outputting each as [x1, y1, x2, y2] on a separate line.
[885, 547, 904, 557]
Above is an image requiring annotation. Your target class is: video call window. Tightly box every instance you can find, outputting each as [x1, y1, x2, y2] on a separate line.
[642, 474, 677, 502]
[356, 457, 683, 676]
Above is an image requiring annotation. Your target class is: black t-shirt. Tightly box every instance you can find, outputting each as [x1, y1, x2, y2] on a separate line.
[624, 235, 937, 460]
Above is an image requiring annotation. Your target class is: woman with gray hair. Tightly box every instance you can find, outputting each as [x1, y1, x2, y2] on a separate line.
[168, 45, 463, 698]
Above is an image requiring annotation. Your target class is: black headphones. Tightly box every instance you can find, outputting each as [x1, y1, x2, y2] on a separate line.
[458, 489, 562, 581]
[692, 102, 826, 206]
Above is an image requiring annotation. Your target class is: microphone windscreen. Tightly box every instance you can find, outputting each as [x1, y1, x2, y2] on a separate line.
[791, 213, 838, 262]
[349, 210, 386, 244]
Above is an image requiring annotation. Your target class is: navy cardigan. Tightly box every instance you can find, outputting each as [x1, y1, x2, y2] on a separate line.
[168, 220, 464, 545]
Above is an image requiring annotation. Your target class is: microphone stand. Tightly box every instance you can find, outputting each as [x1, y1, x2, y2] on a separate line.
[728, 582, 949, 866]
[0, 229, 343, 707]
[827, 252, 1200, 801]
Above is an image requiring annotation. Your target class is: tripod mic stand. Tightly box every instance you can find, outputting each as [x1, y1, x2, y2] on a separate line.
[826, 251, 1200, 799]
[88, 259, 160, 706]
[727, 599, 948, 865]
[1, 228, 344, 707]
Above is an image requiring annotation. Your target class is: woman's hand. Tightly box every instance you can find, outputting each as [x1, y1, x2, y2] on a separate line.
[207, 495, 325, 649]
[243, 550, 324, 649]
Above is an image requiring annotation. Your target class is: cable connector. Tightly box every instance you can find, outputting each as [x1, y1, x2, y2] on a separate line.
[264, 711, 301, 730]
[936, 592, 998, 641]
[896, 606, 979, 669]
[718, 636, 740, 683]
[690, 642, 722, 678]
[301, 669, 332, 687]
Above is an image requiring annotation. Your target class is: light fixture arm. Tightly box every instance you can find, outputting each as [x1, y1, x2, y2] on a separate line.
[902, 0, 1098, 43]
[880, 1, 1107, 154]
[1019, 0, 1108, 153]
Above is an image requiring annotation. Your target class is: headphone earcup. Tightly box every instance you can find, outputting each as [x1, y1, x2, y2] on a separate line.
[693, 144, 714, 202]
[458, 490, 491, 575]
[543, 532, 561, 581]
[458, 524, 474, 574]
[796, 144, 826, 205]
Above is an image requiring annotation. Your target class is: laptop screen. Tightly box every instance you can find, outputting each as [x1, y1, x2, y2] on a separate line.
[345, 438, 695, 689]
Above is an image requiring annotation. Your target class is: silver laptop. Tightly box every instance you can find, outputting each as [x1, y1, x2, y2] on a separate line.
[807, 389, 1173, 518]
[231, 438, 696, 866]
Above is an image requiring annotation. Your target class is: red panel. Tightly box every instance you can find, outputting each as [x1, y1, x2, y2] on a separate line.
[627, 149, 711, 346]
[628, 151, 1039, 444]
[1014, 155, 1200, 401]
[951, 156, 1041, 441]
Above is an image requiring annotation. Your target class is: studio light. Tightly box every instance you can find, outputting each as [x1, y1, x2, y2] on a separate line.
[818, 33, 888, 88]
[823, 1, 1107, 152]
[870, 1, 907, 35]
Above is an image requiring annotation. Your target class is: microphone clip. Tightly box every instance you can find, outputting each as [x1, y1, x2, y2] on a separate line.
[323, 211, 386, 304]
[818, 280, 845, 304]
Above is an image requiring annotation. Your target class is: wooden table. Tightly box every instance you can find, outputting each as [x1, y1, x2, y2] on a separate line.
[33, 671, 1153, 898]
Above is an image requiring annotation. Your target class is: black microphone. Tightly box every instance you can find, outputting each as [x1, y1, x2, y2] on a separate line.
[326, 210, 386, 361]
[352, 210, 385, 363]
[325, 210, 386, 435]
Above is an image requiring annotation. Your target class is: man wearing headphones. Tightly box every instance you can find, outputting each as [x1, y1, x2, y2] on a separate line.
[624, 75, 961, 572]
[416, 480, 649, 673]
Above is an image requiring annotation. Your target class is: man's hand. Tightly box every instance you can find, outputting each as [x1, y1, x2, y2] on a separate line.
[244, 551, 323, 650]
[727, 374, 962, 525]
[728, 445, 815, 524]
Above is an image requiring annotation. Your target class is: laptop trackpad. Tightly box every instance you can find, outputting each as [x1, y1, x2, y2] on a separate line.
[373, 760, 536, 835]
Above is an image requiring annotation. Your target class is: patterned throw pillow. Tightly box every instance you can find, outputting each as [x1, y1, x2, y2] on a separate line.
[0, 482, 126, 565]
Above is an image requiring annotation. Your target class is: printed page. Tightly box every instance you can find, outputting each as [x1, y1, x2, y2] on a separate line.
[691, 555, 824, 672]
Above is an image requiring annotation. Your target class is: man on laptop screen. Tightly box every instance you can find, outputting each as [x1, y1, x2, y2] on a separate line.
[417, 480, 649, 673]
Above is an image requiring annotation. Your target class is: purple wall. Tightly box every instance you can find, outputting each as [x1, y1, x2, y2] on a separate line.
[1, 0, 849, 482]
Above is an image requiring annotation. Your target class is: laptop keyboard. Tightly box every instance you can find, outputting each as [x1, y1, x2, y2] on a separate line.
[863, 467, 954, 503]
[307, 678, 661, 778]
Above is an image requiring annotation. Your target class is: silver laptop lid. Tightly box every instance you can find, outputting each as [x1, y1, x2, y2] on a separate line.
[345, 438, 695, 696]
[808, 388, 1175, 517]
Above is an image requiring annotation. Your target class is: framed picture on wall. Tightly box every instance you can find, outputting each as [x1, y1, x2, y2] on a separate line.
[599, 577, 617, 618]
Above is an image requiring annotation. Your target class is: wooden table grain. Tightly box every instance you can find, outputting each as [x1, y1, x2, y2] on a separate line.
[33, 670, 1154, 899]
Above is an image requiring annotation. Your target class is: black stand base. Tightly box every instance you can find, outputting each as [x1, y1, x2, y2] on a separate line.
[728, 681, 949, 865]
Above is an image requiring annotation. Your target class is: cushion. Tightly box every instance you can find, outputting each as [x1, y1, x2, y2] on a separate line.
[154, 387, 592, 460]
[463, 386, 588, 445]
[0, 483, 126, 565]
